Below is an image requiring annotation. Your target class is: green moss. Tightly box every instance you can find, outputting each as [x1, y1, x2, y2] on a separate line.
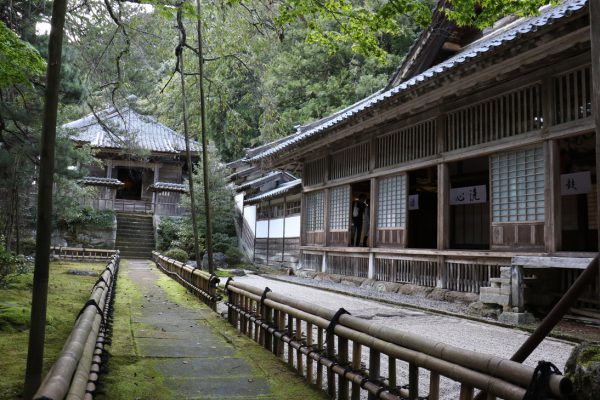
[155, 273, 327, 400]
[215, 269, 234, 278]
[579, 345, 600, 369]
[97, 260, 175, 400]
[0, 261, 106, 399]
[99, 356, 174, 400]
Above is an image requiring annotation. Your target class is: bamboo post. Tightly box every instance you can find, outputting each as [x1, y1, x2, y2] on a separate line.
[326, 330, 336, 397]
[306, 322, 314, 383]
[368, 348, 380, 400]
[338, 337, 349, 399]
[296, 318, 303, 374]
[351, 342, 362, 400]
[409, 363, 419, 400]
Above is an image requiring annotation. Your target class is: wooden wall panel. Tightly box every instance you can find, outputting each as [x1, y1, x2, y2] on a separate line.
[303, 231, 326, 246]
[490, 223, 544, 249]
[328, 231, 349, 246]
[376, 228, 405, 247]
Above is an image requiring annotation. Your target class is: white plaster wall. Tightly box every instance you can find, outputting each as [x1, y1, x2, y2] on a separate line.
[256, 220, 269, 238]
[269, 218, 284, 238]
[235, 193, 244, 212]
[285, 215, 301, 237]
[244, 205, 256, 234]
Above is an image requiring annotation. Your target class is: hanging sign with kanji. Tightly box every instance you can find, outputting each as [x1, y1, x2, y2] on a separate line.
[450, 185, 487, 205]
[560, 171, 591, 195]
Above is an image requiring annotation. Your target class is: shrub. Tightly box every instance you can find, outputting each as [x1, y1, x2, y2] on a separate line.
[212, 233, 237, 253]
[157, 218, 180, 251]
[64, 208, 115, 231]
[164, 248, 189, 263]
[0, 242, 32, 288]
[224, 246, 245, 268]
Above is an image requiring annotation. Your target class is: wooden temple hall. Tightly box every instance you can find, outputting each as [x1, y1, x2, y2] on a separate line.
[250, 0, 600, 314]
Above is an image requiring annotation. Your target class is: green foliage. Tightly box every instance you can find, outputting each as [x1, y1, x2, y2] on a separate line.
[164, 247, 189, 262]
[0, 21, 46, 87]
[60, 207, 115, 231]
[0, 241, 32, 288]
[157, 217, 180, 251]
[212, 232, 237, 254]
[224, 246, 246, 268]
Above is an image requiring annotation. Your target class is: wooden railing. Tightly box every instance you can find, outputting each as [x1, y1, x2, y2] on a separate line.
[224, 279, 573, 400]
[34, 253, 120, 400]
[152, 251, 220, 310]
[50, 247, 117, 262]
[87, 198, 185, 216]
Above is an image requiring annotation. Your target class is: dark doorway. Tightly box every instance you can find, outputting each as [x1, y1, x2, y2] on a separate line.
[116, 167, 143, 200]
[559, 134, 598, 251]
[408, 167, 437, 248]
[449, 157, 490, 250]
[350, 180, 371, 247]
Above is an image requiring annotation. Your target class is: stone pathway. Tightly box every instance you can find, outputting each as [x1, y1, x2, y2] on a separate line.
[125, 259, 273, 399]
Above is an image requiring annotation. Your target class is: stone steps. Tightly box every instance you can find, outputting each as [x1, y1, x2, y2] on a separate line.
[116, 213, 155, 259]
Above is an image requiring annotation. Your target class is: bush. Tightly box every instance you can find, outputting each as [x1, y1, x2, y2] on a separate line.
[164, 248, 189, 262]
[157, 218, 180, 251]
[212, 233, 237, 253]
[224, 246, 245, 268]
[0, 242, 32, 288]
[64, 208, 115, 231]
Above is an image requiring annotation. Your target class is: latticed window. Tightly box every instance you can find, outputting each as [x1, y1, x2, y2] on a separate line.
[286, 200, 301, 215]
[271, 203, 285, 218]
[329, 185, 350, 230]
[377, 174, 407, 228]
[491, 147, 545, 222]
[257, 203, 270, 220]
[304, 191, 325, 231]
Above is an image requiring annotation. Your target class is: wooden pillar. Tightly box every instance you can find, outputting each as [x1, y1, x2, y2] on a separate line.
[267, 200, 271, 265]
[282, 196, 286, 263]
[591, 2, 600, 252]
[300, 192, 305, 246]
[369, 177, 376, 248]
[324, 188, 331, 246]
[106, 159, 113, 178]
[253, 205, 258, 262]
[437, 163, 449, 289]
[368, 252, 375, 279]
[544, 140, 561, 252]
[590, 2, 600, 301]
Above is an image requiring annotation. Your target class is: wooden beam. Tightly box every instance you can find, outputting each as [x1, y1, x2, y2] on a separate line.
[512, 256, 593, 269]
[591, 1, 600, 252]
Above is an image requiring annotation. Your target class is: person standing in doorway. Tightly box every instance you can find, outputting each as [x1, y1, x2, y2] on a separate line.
[362, 199, 370, 247]
[351, 194, 366, 246]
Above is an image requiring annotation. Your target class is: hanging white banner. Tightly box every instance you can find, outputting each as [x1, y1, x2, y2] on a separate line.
[450, 185, 487, 205]
[560, 171, 591, 195]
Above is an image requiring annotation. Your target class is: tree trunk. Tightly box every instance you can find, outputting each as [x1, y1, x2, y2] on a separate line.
[195, 0, 214, 274]
[23, 0, 68, 396]
[177, 7, 202, 265]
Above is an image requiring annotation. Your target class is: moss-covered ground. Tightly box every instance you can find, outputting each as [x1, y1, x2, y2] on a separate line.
[155, 272, 327, 400]
[96, 259, 172, 400]
[0, 261, 106, 399]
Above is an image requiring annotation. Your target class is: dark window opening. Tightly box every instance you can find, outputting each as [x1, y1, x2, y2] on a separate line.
[559, 133, 598, 252]
[407, 167, 437, 249]
[116, 167, 143, 200]
[350, 180, 371, 247]
[449, 157, 490, 250]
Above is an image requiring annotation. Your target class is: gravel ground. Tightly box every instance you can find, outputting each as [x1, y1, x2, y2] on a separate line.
[224, 274, 576, 400]
[270, 274, 471, 314]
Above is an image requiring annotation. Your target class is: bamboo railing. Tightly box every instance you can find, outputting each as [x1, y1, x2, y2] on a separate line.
[151, 252, 574, 399]
[34, 253, 120, 400]
[152, 251, 220, 311]
[50, 247, 117, 262]
[224, 280, 573, 400]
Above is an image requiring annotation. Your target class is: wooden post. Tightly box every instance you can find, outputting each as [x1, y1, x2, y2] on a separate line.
[351, 342, 362, 400]
[253, 205, 258, 262]
[591, 3, 600, 298]
[370, 177, 376, 247]
[544, 140, 561, 252]
[326, 330, 336, 397]
[408, 362, 419, 400]
[267, 200, 271, 265]
[324, 188, 331, 246]
[437, 161, 449, 289]
[306, 322, 313, 383]
[511, 265, 524, 311]
[368, 348, 380, 400]
[282, 195, 286, 263]
[338, 337, 349, 399]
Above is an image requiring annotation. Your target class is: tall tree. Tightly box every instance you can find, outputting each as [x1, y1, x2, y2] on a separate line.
[23, 0, 69, 396]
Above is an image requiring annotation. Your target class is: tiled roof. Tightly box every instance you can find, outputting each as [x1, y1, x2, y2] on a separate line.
[245, 179, 302, 204]
[250, 0, 587, 162]
[65, 107, 201, 154]
[79, 176, 124, 187]
[149, 182, 188, 193]
[236, 171, 282, 191]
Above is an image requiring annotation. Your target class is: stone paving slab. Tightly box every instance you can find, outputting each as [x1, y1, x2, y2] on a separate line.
[123, 259, 273, 399]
